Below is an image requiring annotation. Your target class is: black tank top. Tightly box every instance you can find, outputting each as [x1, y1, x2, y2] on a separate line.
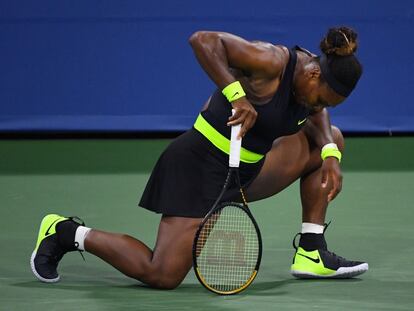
[200, 46, 312, 155]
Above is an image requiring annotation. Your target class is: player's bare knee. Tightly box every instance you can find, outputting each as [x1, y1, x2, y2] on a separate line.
[331, 126, 344, 153]
[142, 260, 184, 289]
[157, 278, 181, 290]
[147, 274, 182, 290]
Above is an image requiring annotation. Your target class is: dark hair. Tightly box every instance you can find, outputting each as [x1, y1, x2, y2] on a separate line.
[319, 26, 363, 97]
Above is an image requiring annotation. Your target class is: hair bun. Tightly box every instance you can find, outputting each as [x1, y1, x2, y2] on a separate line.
[320, 26, 358, 56]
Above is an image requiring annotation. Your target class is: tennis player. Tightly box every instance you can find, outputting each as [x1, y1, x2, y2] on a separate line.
[31, 26, 368, 288]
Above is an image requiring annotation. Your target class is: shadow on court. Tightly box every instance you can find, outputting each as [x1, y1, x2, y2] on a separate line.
[247, 278, 363, 296]
[11, 275, 363, 296]
[11, 278, 296, 295]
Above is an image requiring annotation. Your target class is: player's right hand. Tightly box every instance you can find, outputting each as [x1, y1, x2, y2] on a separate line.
[227, 97, 258, 138]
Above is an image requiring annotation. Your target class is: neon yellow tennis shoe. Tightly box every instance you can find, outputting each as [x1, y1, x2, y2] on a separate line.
[290, 226, 369, 279]
[291, 247, 368, 278]
[30, 214, 84, 283]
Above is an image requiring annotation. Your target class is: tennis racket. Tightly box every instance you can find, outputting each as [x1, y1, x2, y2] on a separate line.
[193, 110, 263, 295]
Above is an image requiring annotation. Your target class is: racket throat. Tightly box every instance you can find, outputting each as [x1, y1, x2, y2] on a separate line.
[233, 168, 248, 206]
[239, 187, 248, 206]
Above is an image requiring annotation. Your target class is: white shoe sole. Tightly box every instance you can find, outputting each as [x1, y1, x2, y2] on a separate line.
[291, 263, 369, 279]
[30, 215, 61, 283]
[30, 250, 61, 283]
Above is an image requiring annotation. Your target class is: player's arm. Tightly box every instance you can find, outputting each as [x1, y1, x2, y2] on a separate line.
[189, 31, 284, 87]
[303, 108, 334, 147]
[303, 108, 342, 202]
[189, 31, 287, 137]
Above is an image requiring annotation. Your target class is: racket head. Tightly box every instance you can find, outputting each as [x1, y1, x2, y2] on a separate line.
[193, 202, 263, 295]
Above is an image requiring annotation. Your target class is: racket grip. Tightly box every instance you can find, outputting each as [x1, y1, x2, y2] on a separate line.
[230, 109, 242, 168]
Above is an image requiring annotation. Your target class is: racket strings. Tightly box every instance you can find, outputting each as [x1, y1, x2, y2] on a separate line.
[196, 205, 259, 292]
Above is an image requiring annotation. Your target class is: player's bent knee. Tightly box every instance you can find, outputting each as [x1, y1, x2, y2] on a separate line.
[148, 275, 182, 290]
[137, 263, 185, 289]
[156, 279, 181, 290]
[126, 267, 182, 289]
[331, 126, 344, 153]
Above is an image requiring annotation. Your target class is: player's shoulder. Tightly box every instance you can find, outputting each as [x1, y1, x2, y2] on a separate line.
[267, 45, 290, 74]
[248, 41, 289, 78]
[251, 41, 289, 56]
[273, 45, 290, 62]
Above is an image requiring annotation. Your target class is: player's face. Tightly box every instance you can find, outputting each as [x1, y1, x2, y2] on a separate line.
[310, 81, 346, 112]
[296, 77, 346, 112]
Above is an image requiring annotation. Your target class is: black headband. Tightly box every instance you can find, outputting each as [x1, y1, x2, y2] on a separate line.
[319, 54, 353, 97]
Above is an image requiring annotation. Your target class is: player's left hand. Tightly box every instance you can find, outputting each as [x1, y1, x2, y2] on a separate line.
[321, 157, 342, 202]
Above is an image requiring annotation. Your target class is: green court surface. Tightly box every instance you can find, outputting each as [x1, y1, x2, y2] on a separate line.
[0, 137, 413, 310]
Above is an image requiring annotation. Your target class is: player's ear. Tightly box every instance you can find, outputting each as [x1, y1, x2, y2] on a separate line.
[309, 65, 321, 80]
[304, 61, 321, 81]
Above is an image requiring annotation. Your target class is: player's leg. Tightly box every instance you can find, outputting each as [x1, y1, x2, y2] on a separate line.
[85, 216, 201, 289]
[245, 126, 368, 278]
[31, 214, 201, 288]
[245, 126, 345, 220]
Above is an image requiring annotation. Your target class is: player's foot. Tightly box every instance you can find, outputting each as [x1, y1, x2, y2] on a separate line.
[290, 225, 368, 279]
[30, 214, 85, 283]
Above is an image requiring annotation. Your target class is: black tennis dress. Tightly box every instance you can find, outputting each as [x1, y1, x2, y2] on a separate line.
[139, 46, 311, 218]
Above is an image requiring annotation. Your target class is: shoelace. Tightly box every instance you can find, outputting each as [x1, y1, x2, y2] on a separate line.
[323, 250, 347, 263]
[68, 216, 86, 261]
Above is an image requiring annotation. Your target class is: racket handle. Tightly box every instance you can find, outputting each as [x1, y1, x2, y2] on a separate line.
[229, 109, 242, 168]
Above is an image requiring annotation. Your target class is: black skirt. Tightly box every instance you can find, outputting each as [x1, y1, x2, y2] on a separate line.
[138, 128, 265, 218]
